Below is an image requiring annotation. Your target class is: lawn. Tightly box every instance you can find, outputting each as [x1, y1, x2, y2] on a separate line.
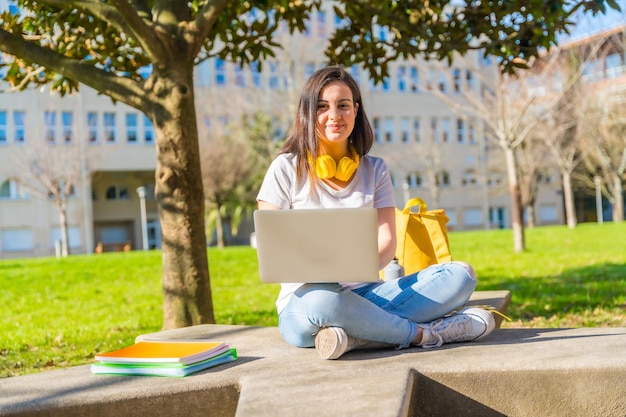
[1, 222, 625, 378]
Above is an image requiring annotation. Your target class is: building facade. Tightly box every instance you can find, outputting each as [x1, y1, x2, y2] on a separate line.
[0, 3, 585, 259]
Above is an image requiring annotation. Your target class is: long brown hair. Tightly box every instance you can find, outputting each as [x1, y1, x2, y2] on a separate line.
[280, 66, 374, 183]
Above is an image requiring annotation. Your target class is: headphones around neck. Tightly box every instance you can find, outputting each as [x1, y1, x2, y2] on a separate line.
[310, 144, 360, 182]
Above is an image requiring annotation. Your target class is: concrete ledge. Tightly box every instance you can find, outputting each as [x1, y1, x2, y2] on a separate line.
[2, 291, 625, 417]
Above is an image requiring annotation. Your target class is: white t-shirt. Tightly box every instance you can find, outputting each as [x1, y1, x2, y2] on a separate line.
[256, 152, 396, 314]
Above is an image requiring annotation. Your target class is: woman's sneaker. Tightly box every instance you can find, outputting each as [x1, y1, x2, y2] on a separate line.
[314, 327, 390, 360]
[419, 307, 496, 349]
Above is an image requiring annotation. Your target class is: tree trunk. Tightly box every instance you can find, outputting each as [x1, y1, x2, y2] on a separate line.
[611, 173, 624, 222]
[58, 201, 69, 257]
[562, 171, 577, 229]
[504, 148, 525, 253]
[216, 204, 225, 249]
[153, 69, 215, 329]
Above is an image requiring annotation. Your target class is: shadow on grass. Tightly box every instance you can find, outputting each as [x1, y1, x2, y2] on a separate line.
[480, 262, 626, 323]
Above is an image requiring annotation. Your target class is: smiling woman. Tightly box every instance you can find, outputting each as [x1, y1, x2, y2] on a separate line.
[255, 66, 496, 360]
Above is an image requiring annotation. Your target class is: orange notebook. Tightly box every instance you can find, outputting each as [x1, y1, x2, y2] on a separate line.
[95, 341, 229, 365]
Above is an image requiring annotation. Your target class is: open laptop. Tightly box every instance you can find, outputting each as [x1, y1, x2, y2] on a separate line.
[253, 208, 380, 283]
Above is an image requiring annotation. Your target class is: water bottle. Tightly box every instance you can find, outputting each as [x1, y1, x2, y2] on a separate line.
[383, 258, 404, 280]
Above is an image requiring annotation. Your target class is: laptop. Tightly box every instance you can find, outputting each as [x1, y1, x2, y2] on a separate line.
[253, 208, 380, 283]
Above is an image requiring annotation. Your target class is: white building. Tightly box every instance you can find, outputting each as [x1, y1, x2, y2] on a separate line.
[0, 3, 572, 259]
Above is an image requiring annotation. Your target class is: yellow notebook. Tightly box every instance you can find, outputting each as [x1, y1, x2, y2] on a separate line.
[95, 341, 229, 365]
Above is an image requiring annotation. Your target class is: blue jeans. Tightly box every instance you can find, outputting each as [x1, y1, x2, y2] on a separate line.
[278, 262, 477, 348]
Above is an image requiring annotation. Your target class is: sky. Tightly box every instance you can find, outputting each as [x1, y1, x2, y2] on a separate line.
[561, 0, 626, 42]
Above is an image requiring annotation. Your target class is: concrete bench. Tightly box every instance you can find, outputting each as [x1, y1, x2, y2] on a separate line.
[2, 290, 626, 417]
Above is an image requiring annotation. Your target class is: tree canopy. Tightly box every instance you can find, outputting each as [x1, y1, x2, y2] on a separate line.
[1, 1, 619, 94]
[0, 0, 620, 329]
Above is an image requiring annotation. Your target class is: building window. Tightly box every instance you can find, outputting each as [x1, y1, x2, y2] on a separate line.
[250, 61, 262, 88]
[215, 59, 226, 86]
[303, 15, 312, 36]
[461, 169, 478, 186]
[438, 72, 448, 93]
[468, 120, 476, 145]
[1, 229, 33, 252]
[409, 66, 419, 93]
[0, 111, 6, 143]
[436, 171, 451, 187]
[406, 171, 423, 188]
[14, 111, 25, 143]
[373, 117, 382, 143]
[348, 65, 361, 85]
[487, 171, 504, 186]
[50, 226, 82, 250]
[235, 64, 246, 87]
[400, 117, 410, 143]
[441, 118, 451, 143]
[103, 112, 116, 142]
[48, 181, 76, 199]
[144, 115, 154, 144]
[0, 179, 27, 199]
[605, 53, 624, 79]
[463, 208, 483, 227]
[490, 207, 506, 228]
[87, 112, 98, 143]
[445, 209, 457, 228]
[413, 118, 421, 143]
[382, 77, 390, 92]
[61, 111, 73, 143]
[126, 113, 138, 143]
[539, 204, 558, 223]
[537, 171, 554, 184]
[397, 66, 407, 92]
[105, 185, 129, 200]
[466, 69, 474, 91]
[316, 10, 326, 37]
[457, 118, 465, 143]
[430, 117, 439, 143]
[44, 111, 56, 143]
[269, 62, 280, 89]
[384, 117, 394, 143]
[453, 68, 461, 93]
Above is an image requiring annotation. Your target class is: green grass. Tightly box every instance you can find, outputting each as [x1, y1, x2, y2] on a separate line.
[1, 222, 625, 378]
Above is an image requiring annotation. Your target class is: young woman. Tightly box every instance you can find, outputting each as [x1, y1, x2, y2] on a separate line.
[257, 66, 495, 359]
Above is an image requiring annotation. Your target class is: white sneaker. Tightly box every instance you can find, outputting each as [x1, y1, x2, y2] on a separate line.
[314, 327, 389, 360]
[419, 307, 495, 349]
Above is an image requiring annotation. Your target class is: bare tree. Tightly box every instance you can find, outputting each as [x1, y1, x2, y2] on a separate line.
[516, 134, 549, 228]
[540, 85, 589, 229]
[538, 26, 626, 225]
[201, 136, 255, 249]
[583, 99, 626, 222]
[200, 111, 281, 248]
[422, 55, 564, 252]
[9, 140, 91, 257]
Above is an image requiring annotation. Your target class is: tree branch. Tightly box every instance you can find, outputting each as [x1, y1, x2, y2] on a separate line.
[51, 0, 171, 62]
[191, 0, 234, 57]
[0, 28, 149, 110]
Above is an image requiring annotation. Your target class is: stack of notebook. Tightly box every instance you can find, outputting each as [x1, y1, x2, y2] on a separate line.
[91, 340, 237, 377]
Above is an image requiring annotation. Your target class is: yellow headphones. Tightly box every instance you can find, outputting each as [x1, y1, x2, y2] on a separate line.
[310, 144, 360, 182]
